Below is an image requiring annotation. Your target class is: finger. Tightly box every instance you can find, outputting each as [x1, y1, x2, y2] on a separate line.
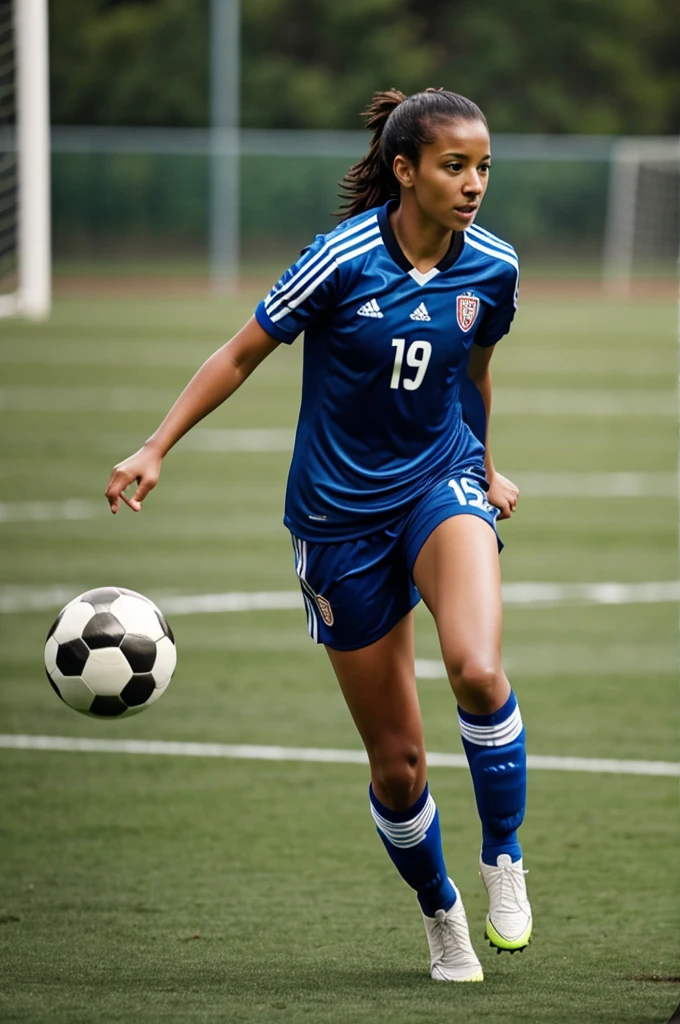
[120, 490, 142, 512]
[105, 481, 121, 514]
[131, 477, 156, 507]
[105, 469, 132, 514]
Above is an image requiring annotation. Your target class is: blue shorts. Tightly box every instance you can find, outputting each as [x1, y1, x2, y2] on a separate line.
[291, 467, 501, 651]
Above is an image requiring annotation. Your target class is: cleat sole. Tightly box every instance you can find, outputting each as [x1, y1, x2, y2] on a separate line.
[485, 927, 531, 955]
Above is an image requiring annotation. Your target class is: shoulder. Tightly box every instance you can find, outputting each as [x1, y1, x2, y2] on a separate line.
[302, 207, 382, 261]
[285, 208, 383, 304]
[463, 224, 519, 280]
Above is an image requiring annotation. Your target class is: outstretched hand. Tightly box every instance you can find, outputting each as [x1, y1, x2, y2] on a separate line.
[488, 471, 519, 521]
[105, 444, 163, 514]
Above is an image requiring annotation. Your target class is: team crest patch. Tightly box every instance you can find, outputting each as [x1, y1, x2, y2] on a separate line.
[316, 594, 334, 627]
[457, 292, 480, 332]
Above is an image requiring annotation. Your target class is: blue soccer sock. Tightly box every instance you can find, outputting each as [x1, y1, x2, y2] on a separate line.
[458, 690, 527, 866]
[369, 782, 457, 917]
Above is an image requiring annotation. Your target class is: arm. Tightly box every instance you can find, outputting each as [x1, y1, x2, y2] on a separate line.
[105, 317, 279, 513]
[467, 342, 519, 521]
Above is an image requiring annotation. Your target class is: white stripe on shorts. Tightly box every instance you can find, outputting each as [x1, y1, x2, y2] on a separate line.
[293, 535, 319, 642]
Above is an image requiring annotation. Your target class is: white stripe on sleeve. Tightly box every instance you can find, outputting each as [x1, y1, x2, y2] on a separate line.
[269, 235, 384, 324]
[265, 216, 379, 314]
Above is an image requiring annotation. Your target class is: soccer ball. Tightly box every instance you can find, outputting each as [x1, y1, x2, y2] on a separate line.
[44, 587, 176, 718]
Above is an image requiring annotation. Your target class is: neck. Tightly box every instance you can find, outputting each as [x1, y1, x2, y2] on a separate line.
[390, 196, 453, 273]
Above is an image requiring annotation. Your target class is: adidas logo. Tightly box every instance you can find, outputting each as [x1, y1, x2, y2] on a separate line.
[410, 302, 431, 322]
[357, 298, 383, 318]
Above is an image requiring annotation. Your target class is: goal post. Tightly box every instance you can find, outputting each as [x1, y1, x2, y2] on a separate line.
[602, 137, 680, 297]
[0, 0, 51, 319]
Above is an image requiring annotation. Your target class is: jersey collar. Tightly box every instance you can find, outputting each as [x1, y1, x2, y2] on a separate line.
[377, 199, 464, 283]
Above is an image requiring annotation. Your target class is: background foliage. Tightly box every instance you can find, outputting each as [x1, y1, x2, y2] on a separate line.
[49, 0, 680, 133]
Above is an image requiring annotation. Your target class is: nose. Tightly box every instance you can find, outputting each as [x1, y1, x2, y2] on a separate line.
[463, 171, 483, 196]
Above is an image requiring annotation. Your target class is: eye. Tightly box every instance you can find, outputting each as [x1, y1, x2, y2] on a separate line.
[479, 163, 491, 173]
[445, 162, 463, 173]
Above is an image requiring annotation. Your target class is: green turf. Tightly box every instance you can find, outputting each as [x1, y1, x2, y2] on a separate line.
[0, 292, 678, 1023]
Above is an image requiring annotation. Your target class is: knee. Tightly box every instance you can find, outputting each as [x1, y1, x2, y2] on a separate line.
[369, 741, 423, 810]
[446, 654, 504, 713]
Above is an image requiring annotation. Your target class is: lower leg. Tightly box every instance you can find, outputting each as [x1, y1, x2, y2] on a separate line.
[412, 517, 527, 867]
[369, 778, 457, 915]
[325, 620, 457, 916]
[457, 683, 526, 864]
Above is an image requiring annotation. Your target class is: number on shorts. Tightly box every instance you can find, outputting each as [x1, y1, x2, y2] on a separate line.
[448, 476, 493, 511]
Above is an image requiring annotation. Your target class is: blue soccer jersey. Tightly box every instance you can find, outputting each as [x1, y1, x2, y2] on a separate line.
[255, 199, 519, 542]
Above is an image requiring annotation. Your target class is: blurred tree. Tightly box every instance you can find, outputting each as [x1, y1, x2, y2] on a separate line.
[49, 0, 679, 133]
[417, 0, 680, 134]
[49, 0, 208, 126]
[240, 0, 434, 129]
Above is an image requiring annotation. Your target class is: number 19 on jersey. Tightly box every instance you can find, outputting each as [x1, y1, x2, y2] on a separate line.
[390, 338, 432, 391]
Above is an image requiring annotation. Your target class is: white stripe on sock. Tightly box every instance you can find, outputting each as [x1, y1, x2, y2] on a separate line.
[370, 793, 437, 849]
[458, 705, 524, 747]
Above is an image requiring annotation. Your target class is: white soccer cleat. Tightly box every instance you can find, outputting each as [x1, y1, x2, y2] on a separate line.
[479, 854, 532, 953]
[421, 884, 484, 982]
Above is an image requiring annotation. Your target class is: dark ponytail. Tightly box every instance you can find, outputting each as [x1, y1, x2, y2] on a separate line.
[337, 89, 407, 220]
[338, 87, 487, 221]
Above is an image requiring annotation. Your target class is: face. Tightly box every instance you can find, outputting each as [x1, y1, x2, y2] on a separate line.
[393, 118, 491, 231]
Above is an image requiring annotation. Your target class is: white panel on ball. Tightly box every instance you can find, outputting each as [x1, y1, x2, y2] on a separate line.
[153, 636, 177, 686]
[58, 676, 95, 712]
[144, 681, 169, 708]
[44, 635, 59, 675]
[53, 601, 96, 643]
[110, 595, 163, 641]
[82, 647, 132, 694]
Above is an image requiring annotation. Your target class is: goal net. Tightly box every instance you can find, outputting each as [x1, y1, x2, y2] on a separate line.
[603, 137, 680, 296]
[0, 0, 51, 319]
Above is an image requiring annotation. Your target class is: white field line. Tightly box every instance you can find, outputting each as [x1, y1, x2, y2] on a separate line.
[494, 389, 676, 417]
[182, 428, 295, 452]
[500, 580, 680, 607]
[0, 343, 671, 379]
[0, 342, 215, 369]
[1, 386, 675, 417]
[495, 350, 672, 380]
[510, 471, 676, 498]
[0, 473, 673, 527]
[1, 580, 678, 615]
[0, 499, 99, 523]
[414, 659, 446, 679]
[0, 734, 677, 777]
[0, 386, 180, 412]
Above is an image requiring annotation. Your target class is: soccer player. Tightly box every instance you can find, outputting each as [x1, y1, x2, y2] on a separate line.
[105, 88, 532, 982]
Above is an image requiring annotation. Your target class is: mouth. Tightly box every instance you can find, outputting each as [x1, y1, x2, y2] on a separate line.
[454, 205, 478, 220]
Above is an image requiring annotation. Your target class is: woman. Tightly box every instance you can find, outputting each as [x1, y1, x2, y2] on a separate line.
[105, 88, 532, 983]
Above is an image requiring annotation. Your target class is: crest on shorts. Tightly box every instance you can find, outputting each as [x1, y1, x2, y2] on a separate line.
[316, 594, 334, 627]
[457, 292, 480, 332]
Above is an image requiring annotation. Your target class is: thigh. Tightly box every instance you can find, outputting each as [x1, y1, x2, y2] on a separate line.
[326, 610, 421, 749]
[412, 514, 508, 707]
[326, 611, 427, 801]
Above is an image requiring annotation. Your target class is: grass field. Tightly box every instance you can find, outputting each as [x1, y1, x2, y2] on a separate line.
[0, 289, 678, 1024]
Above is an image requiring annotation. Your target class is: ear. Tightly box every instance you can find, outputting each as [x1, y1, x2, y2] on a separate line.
[392, 154, 415, 190]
